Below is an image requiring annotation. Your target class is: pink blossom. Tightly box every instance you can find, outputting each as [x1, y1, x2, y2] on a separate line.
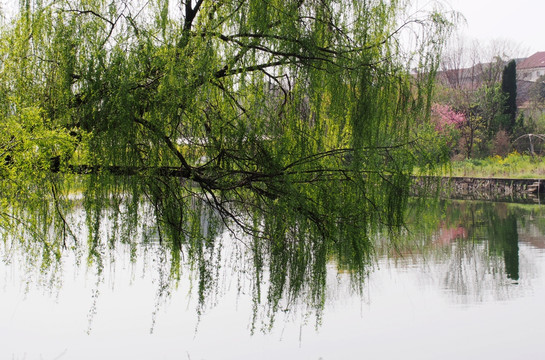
[431, 104, 466, 132]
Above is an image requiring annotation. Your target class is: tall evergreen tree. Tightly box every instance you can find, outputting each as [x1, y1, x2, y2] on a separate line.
[501, 59, 518, 134]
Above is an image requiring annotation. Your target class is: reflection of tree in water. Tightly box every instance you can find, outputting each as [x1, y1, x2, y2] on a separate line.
[426, 201, 540, 303]
[0, 175, 377, 333]
[382, 200, 545, 304]
[485, 205, 519, 281]
[3, 177, 545, 331]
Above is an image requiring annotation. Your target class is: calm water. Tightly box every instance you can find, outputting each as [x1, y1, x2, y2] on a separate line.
[1, 200, 545, 359]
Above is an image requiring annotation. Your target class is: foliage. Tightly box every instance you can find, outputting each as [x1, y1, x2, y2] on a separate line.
[433, 80, 514, 159]
[492, 129, 511, 157]
[479, 84, 508, 138]
[447, 151, 545, 179]
[433, 42, 535, 159]
[529, 75, 545, 109]
[0, 0, 455, 327]
[427, 103, 463, 159]
[430, 103, 465, 131]
[0, 106, 76, 174]
[501, 59, 517, 134]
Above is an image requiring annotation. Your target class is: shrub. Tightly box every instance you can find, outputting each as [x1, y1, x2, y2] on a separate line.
[492, 130, 511, 157]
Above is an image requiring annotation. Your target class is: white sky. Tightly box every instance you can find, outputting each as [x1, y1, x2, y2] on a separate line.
[443, 0, 544, 57]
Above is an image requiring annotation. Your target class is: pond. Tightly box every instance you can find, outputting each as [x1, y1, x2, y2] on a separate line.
[1, 197, 545, 360]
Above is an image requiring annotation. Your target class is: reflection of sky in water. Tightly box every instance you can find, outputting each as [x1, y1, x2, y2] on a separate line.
[2, 202, 545, 359]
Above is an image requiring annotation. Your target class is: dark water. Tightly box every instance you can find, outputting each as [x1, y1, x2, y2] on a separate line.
[1, 200, 545, 359]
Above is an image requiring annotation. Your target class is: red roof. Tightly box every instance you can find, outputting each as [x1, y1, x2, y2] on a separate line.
[518, 52, 545, 69]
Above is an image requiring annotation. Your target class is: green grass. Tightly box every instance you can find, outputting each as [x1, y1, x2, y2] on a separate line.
[444, 152, 545, 179]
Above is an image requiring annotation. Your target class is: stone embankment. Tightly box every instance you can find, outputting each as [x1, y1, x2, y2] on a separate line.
[413, 176, 544, 202]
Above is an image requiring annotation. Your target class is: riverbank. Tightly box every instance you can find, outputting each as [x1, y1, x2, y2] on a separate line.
[413, 176, 544, 203]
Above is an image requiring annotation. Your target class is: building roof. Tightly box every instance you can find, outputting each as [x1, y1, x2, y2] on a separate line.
[518, 52, 545, 69]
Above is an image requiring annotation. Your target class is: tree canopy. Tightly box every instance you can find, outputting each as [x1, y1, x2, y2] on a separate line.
[0, 0, 454, 325]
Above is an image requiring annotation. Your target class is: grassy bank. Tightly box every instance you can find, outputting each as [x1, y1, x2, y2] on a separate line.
[444, 152, 545, 179]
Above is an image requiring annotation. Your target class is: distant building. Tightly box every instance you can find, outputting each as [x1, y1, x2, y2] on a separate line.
[516, 79, 534, 109]
[516, 52, 545, 109]
[436, 61, 505, 91]
[436, 51, 545, 110]
[517, 52, 545, 82]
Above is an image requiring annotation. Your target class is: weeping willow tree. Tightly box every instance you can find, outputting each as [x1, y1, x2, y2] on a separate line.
[0, 0, 455, 327]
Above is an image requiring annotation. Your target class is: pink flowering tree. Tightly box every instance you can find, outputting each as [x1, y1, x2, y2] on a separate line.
[431, 104, 466, 133]
[430, 103, 469, 158]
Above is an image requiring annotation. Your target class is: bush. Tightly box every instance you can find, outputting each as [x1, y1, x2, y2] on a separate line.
[492, 130, 511, 157]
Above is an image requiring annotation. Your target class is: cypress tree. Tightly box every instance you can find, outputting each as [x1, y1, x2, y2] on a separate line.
[501, 60, 518, 134]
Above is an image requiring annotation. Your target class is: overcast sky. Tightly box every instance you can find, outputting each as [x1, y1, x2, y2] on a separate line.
[444, 0, 544, 56]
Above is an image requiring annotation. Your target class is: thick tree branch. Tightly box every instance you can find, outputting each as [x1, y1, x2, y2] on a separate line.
[62, 9, 114, 26]
[214, 60, 289, 79]
[133, 116, 193, 173]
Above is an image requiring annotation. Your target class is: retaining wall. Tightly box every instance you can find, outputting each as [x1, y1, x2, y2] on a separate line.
[412, 176, 543, 202]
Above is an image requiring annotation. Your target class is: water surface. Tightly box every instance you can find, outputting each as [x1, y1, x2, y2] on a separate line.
[1, 200, 545, 359]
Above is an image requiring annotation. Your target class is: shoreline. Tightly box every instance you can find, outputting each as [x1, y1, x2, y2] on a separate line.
[413, 176, 544, 203]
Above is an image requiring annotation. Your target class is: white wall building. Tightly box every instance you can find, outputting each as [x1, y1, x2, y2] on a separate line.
[518, 52, 545, 82]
